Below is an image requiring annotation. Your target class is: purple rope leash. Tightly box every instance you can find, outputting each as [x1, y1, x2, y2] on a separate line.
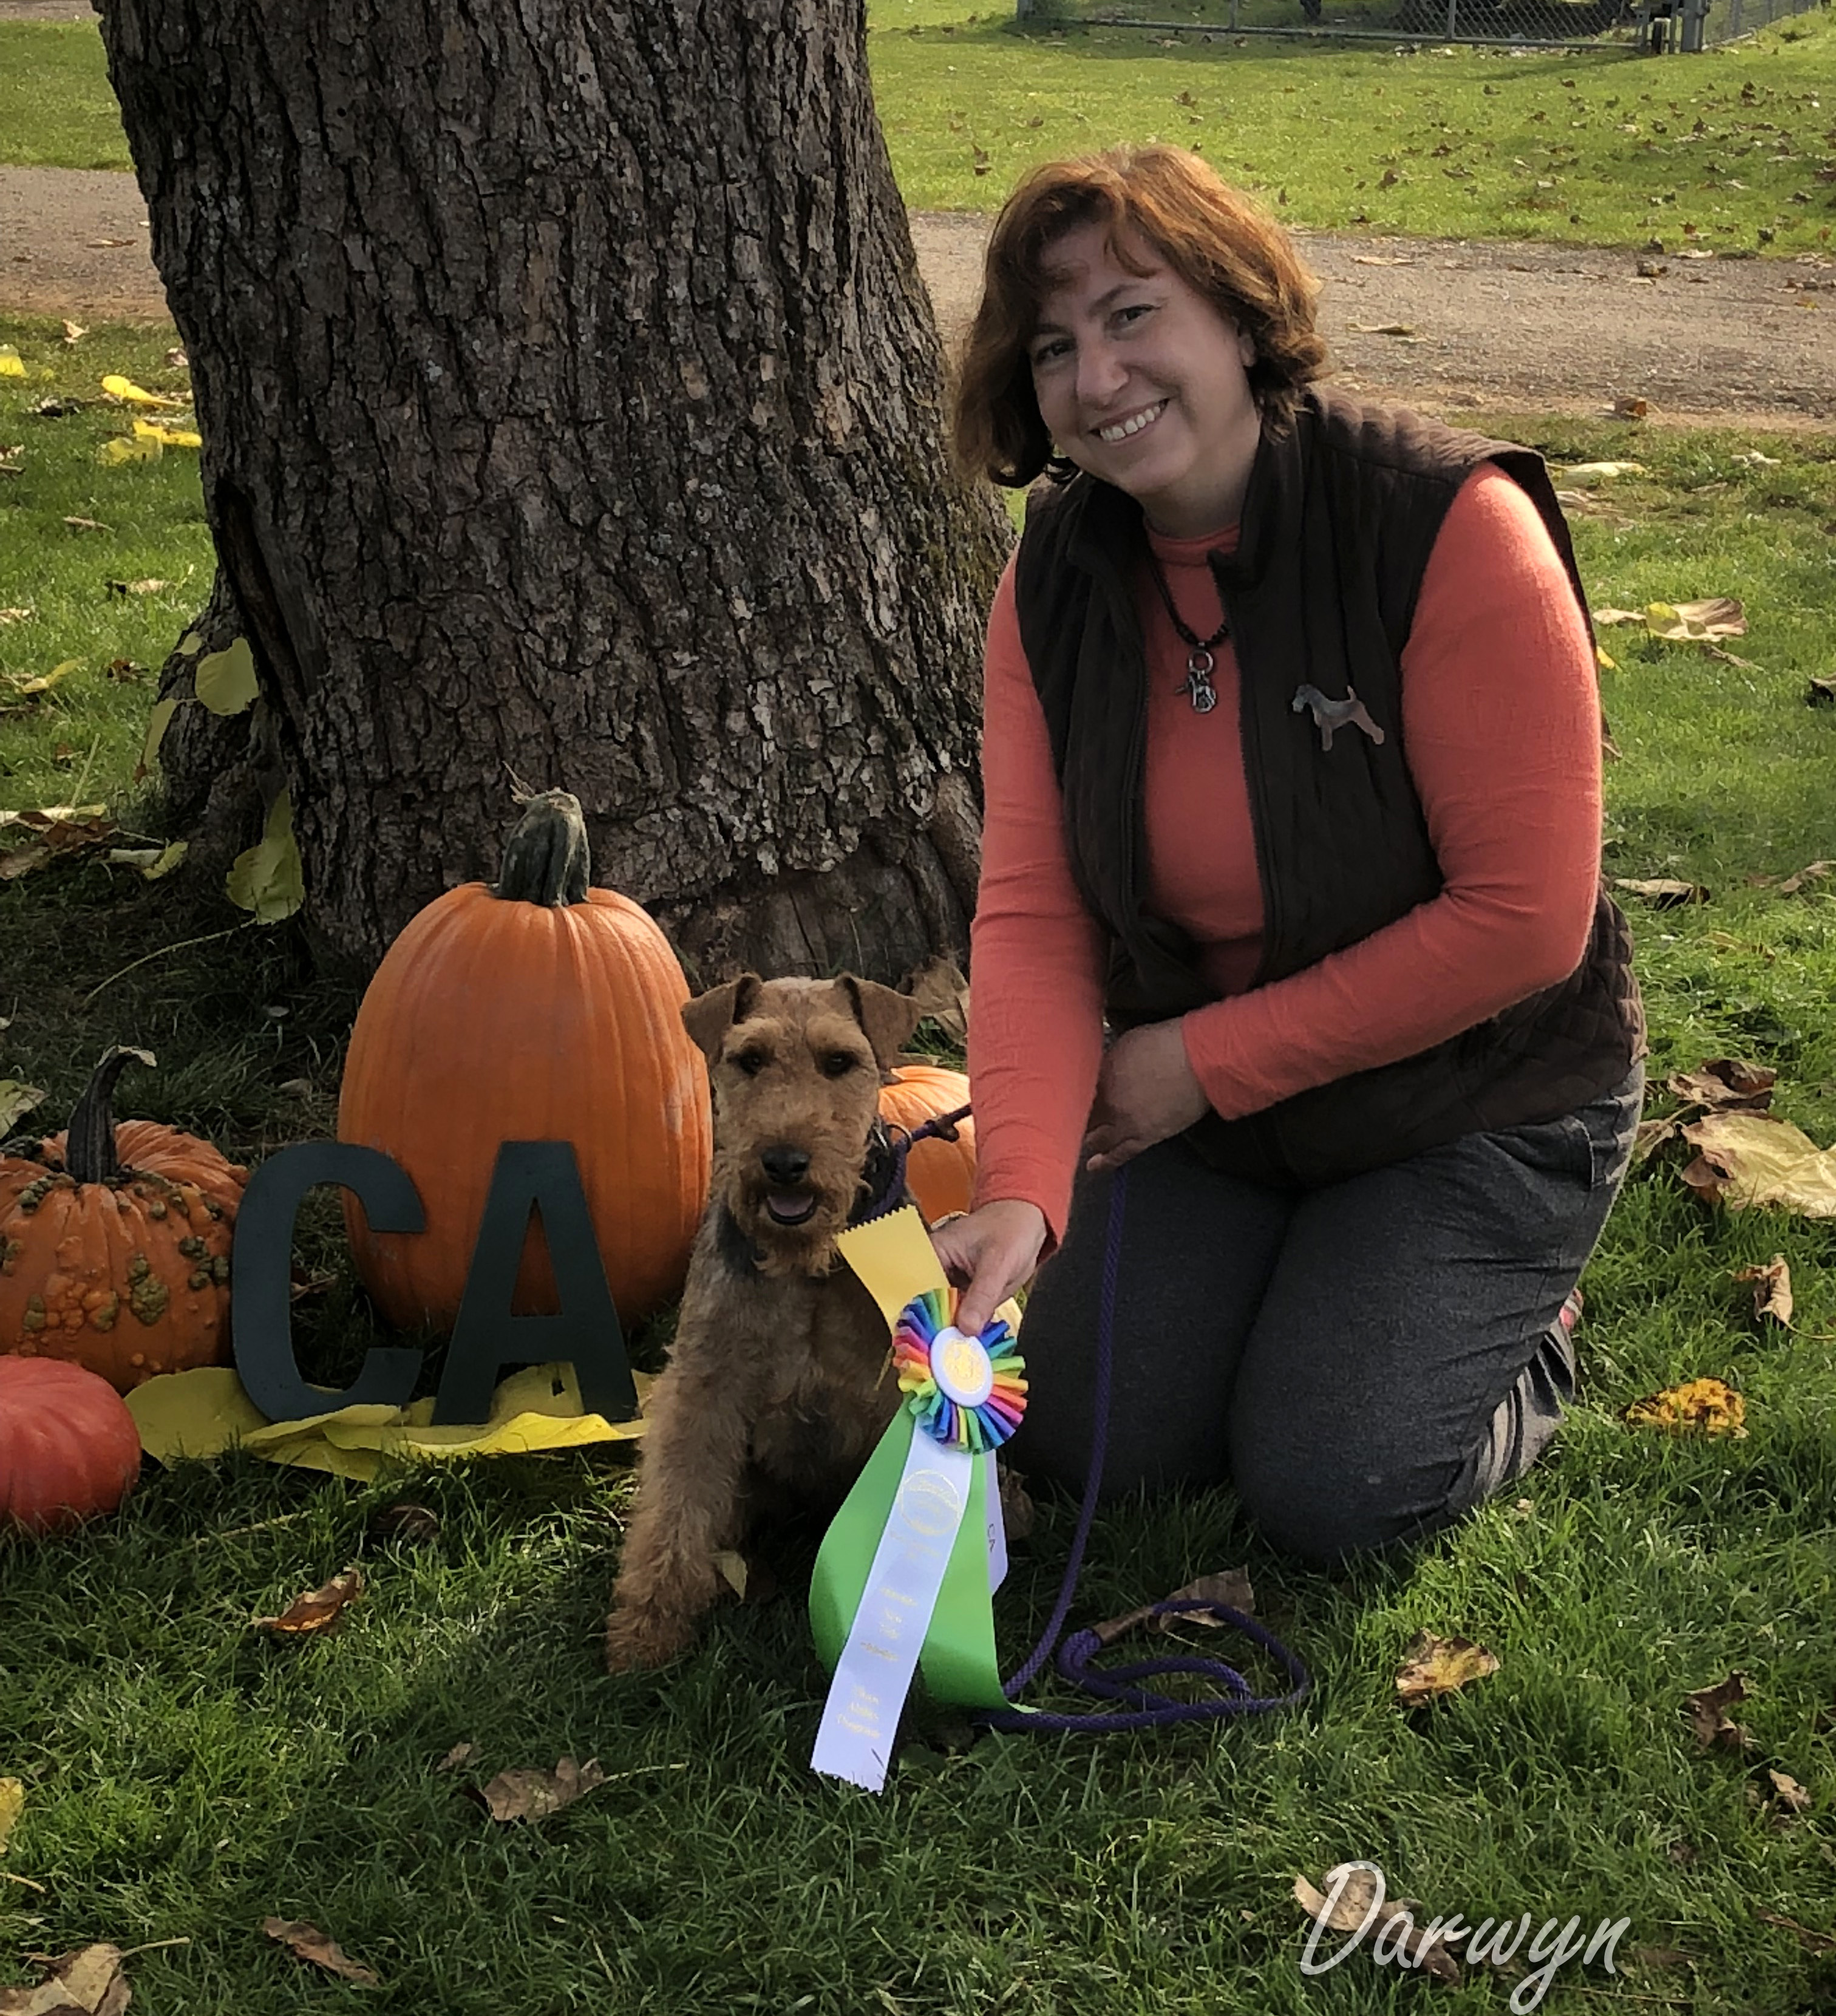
[875, 1108, 1311, 1730]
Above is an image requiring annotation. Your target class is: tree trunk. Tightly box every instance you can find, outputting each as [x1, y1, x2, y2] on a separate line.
[97, 0, 1008, 984]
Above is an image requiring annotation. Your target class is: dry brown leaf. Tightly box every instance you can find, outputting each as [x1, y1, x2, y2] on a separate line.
[1756, 1910, 1836, 1954]
[1683, 1672, 1751, 1751]
[0, 608, 32, 626]
[105, 579, 168, 598]
[901, 955, 970, 1044]
[1090, 1568, 1254, 1646]
[1613, 394, 1650, 418]
[262, 1918, 379, 1986]
[0, 1944, 127, 2016]
[1614, 876, 1708, 907]
[1632, 1117, 1680, 1165]
[1349, 321, 1418, 336]
[60, 321, 86, 346]
[1766, 1768, 1811, 1816]
[1293, 1867, 1461, 1983]
[1395, 1630, 1498, 1707]
[434, 1742, 477, 1773]
[367, 1503, 440, 1548]
[252, 1565, 363, 1635]
[1679, 1112, 1836, 1217]
[474, 1755, 605, 1823]
[1665, 1058, 1776, 1113]
[1777, 860, 1832, 897]
[1733, 1255, 1793, 1327]
[1647, 597, 1746, 641]
[61, 517, 108, 533]
[1626, 1377, 1746, 1437]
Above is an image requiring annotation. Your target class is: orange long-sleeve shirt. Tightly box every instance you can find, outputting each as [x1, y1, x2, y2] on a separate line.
[968, 463, 1603, 1244]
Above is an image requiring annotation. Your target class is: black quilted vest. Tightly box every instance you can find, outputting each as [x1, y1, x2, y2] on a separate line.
[1013, 386, 1644, 1187]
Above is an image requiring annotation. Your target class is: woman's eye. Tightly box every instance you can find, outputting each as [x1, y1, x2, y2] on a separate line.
[1032, 338, 1070, 367]
[1116, 302, 1152, 328]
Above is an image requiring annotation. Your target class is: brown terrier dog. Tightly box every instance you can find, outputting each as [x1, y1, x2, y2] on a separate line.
[605, 972, 923, 1672]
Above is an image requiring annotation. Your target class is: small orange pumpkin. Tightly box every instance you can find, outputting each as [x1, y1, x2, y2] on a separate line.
[880, 1063, 977, 1225]
[0, 1355, 143, 1533]
[0, 1047, 247, 1392]
[338, 791, 712, 1332]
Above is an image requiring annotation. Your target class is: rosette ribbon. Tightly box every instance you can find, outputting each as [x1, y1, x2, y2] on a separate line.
[809, 1205, 1027, 1791]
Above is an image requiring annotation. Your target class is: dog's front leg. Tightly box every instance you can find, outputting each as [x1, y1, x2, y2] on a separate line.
[605, 1360, 758, 1672]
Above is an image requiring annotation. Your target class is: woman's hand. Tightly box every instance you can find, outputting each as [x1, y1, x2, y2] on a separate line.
[1083, 1019, 1210, 1173]
[930, 1199, 1049, 1338]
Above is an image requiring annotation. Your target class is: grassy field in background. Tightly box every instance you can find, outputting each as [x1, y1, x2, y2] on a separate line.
[1, 9, 1834, 251]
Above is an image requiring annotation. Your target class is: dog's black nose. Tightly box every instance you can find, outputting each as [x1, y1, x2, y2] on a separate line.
[760, 1146, 811, 1185]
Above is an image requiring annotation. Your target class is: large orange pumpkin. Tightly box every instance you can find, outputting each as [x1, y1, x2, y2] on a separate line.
[880, 1063, 976, 1225]
[337, 791, 712, 1332]
[0, 1047, 247, 1392]
[0, 1355, 143, 1533]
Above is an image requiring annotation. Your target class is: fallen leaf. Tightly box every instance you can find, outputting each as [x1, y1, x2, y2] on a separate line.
[0, 1779, 21, 1855]
[1679, 1111, 1836, 1216]
[194, 636, 258, 716]
[1090, 1567, 1256, 1646]
[473, 1754, 606, 1822]
[1632, 1117, 1679, 1165]
[1666, 1058, 1777, 1112]
[1348, 321, 1418, 336]
[1613, 394, 1651, 417]
[434, 1742, 477, 1773]
[261, 1918, 380, 1986]
[4, 659, 80, 698]
[0, 1944, 129, 2015]
[0, 346, 24, 380]
[1593, 605, 1651, 624]
[1777, 860, 1832, 897]
[87, 237, 134, 248]
[104, 659, 146, 684]
[100, 372, 185, 409]
[61, 517, 109, 533]
[902, 953, 970, 1044]
[1733, 1255, 1793, 1327]
[1350, 253, 1416, 265]
[1684, 1671, 1751, 1749]
[1294, 1867, 1461, 1982]
[1647, 597, 1746, 642]
[1809, 676, 1836, 707]
[105, 577, 168, 597]
[0, 608, 32, 625]
[1755, 1910, 1836, 1955]
[1565, 463, 1646, 486]
[132, 417, 200, 450]
[0, 845, 50, 882]
[1732, 449, 1781, 467]
[1625, 1376, 1746, 1437]
[1395, 1630, 1497, 1707]
[60, 321, 85, 346]
[106, 842, 188, 881]
[139, 695, 179, 778]
[165, 347, 188, 369]
[97, 431, 161, 466]
[1614, 876, 1708, 907]
[253, 1564, 363, 1635]
[226, 789, 305, 923]
[1766, 1768, 1811, 1816]
[0, 1083, 46, 1134]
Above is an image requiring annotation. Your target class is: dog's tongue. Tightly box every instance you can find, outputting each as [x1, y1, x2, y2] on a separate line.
[766, 1192, 817, 1226]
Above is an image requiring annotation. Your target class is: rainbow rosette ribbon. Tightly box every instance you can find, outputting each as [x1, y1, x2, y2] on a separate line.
[892, 1289, 1027, 1454]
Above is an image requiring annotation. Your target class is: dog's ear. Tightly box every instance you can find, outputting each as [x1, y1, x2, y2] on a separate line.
[681, 973, 762, 1061]
[840, 976, 924, 1079]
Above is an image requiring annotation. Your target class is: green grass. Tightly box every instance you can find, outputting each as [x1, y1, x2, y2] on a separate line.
[0, 21, 131, 172]
[3, 10, 1835, 251]
[4, 338, 1836, 2007]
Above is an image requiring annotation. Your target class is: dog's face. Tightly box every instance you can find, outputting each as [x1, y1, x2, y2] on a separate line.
[681, 975, 923, 1276]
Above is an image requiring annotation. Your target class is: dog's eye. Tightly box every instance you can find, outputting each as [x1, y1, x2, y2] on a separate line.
[733, 1050, 769, 1077]
[820, 1052, 860, 1079]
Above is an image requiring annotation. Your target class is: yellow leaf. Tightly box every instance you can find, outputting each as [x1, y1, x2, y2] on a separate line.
[1395, 1629, 1498, 1706]
[1625, 1376, 1746, 1437]
[140, 695, 178, 775]
[5, 658, 81, 698]
[0, 1776, 22, 1854]
[1679, 1111, 1836, 1217]
[1645, 597, 1746, 642]
[226, 789, 304, 922]
[1596, 644, 1617, 671]
[97, 432, 161, 465]
[132, 417, 201, 449]
[0, 1081, 46, 1134]
[0, 346, 27, 378]
[107, 841, 188, 881]
[194, 636, 257, 715]
[100, 372, 185, 408]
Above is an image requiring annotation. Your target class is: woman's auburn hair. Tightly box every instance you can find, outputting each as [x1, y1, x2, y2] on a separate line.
[950, 145, 1329, 489]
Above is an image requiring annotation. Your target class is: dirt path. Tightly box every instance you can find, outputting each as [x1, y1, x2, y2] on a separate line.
[4, 164, 1833, 426]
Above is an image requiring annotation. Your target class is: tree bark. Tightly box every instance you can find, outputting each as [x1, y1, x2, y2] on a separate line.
[97, 0, 1008, 984]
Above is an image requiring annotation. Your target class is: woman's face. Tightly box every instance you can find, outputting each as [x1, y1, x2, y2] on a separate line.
[1027, 219, 1260, 537]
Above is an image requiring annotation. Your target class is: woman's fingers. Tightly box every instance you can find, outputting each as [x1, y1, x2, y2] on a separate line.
[934, 1200, 1047, 1337]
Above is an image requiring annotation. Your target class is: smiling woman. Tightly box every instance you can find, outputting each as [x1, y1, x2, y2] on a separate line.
[934, 145, 1646, 1567]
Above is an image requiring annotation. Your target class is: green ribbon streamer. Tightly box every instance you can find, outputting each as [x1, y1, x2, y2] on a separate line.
[809, 1407, 1011, 1711]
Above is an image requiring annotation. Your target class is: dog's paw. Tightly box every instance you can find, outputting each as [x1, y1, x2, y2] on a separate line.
[605, 1603, 698, 1674]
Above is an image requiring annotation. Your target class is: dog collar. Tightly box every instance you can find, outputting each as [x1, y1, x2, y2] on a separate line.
[845, 1120, 903, 1229]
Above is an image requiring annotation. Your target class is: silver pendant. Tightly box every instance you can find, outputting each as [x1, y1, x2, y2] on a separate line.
[1182, 648, 1218, 715]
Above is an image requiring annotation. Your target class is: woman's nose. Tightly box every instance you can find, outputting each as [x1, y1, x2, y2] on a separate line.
[1075, 336, 1127, 406]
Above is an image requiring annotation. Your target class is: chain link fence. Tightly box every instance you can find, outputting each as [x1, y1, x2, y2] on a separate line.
[1016, 0, 1824, 52]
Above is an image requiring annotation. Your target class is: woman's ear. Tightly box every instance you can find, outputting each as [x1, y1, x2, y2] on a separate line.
[1236, 324, 1257, 368]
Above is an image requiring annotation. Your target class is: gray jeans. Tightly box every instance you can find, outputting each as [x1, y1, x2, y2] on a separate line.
[1011, 1065, 1644, 1564]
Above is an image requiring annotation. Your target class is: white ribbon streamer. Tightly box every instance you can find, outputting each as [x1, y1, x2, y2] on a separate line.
[811, 1431, 974, 1792]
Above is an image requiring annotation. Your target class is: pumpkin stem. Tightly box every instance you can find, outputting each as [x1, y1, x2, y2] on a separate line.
[493, 791, 592, 908]
[64, 1046, 157, 1185]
